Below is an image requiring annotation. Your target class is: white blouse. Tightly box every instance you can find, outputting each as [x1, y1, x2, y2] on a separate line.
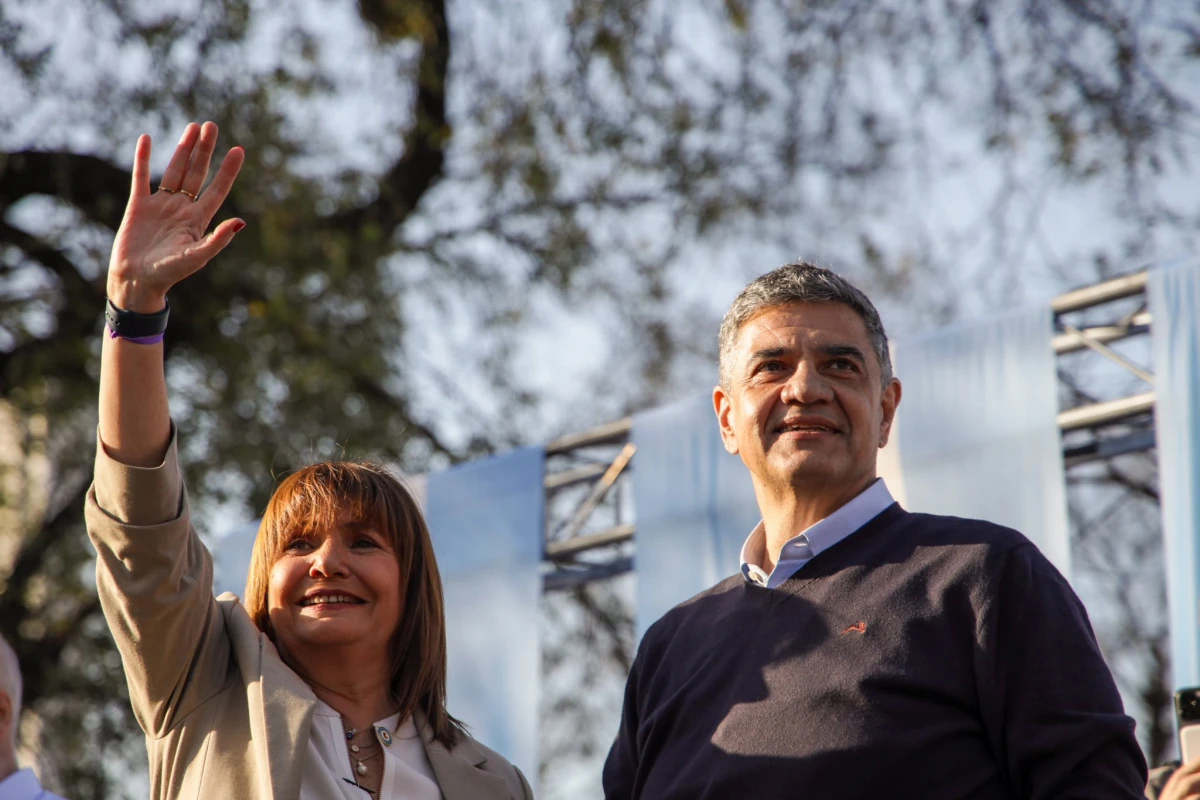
[300, 699, 442, 800]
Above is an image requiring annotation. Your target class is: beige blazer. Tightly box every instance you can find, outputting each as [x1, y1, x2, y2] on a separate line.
[84, 430, 533, 800]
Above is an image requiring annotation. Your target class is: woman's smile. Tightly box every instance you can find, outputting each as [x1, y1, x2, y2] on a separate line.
[297, 590, 366, 608]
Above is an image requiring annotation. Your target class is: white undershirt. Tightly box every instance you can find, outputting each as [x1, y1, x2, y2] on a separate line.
[740, 478, 895, 588]
[299, 699, 441, 800]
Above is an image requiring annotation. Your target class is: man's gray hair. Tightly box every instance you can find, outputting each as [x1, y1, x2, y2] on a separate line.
[718, 261, 893, 388]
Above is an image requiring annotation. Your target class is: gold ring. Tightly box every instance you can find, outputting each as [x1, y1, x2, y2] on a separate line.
[159, 186, 179, 194]
[178, 189, 198, 201]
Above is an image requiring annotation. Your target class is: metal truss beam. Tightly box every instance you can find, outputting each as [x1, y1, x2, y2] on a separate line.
[1064, 427, 1156, 468]
[1058, 393, 1155, 432]
[1051, 271, 1149, 313]
[1052, 311, 1151, 355]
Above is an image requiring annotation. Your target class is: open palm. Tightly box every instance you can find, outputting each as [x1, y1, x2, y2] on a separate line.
[108, 121, 245, 311]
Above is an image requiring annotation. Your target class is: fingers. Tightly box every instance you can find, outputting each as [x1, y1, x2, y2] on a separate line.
[1163, 761, 1200, 800]
[197, 146, 245, 223]
[182, 217, 247, 272]
[158, 123, 201, 191]
[181, 121, 219, 198]
[130, 135, 152, 199]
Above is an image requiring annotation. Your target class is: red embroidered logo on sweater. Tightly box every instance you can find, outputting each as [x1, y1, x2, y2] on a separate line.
[841, 621, 867, 635]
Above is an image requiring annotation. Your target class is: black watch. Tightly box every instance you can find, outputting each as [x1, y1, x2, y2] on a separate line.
[105, 297, 170, 339]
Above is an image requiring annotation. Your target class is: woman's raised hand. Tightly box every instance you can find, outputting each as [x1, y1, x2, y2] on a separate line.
[107, 121, 245, 312]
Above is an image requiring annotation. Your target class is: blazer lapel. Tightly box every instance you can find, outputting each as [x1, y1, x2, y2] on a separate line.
[259, 646, 316, 800]
[223, 597, 315, 800]
[415, 710, 512, 800]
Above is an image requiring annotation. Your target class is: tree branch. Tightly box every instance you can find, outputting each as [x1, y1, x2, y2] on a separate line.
[0, 480, 91, 627]
[0, 222, 108, 392]
[337, 0, 451, 233]
[0, 219, 100, 310]
[350, 373, 459, 461]
[571, 584, 633, 673]
[0, 150, 130, 230]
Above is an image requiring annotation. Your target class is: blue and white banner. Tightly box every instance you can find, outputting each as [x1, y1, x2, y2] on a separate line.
[212, 519, 260, 598]
[425, 447, 545, 789]
[882, 306, 1072, 577]
[630, 393, 761, 639]
[1150, 259, 1200, 689]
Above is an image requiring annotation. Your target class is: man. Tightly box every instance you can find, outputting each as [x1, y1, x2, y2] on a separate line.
[0, 633, 67, 799]
[602, 262, 1148, 798]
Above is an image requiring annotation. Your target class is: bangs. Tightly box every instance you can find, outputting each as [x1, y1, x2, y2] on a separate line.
[261, 462, 402, 558]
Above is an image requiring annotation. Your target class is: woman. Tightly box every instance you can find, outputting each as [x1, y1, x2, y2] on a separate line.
[84, 122, 533, 800]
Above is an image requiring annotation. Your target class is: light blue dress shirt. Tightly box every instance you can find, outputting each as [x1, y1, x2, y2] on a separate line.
[0, 768, 68, 800]
[740, 478, 895, 589]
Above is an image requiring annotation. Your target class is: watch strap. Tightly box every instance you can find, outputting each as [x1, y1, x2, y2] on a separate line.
[105, 297, 169, 339]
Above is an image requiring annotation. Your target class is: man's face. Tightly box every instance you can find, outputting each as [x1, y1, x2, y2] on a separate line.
[714, 301, 900, 500]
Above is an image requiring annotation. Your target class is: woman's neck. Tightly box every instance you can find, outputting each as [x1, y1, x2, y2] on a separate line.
[286, 646, 396, 731]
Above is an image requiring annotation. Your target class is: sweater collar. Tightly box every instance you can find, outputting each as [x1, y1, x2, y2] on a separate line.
[741, 478, 895, 587]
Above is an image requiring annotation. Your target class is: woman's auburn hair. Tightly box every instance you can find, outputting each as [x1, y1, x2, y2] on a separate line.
[243, 460, 464, 747]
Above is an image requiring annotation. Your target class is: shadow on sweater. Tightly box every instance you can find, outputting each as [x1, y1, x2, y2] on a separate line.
[608, 508, 1148, 798]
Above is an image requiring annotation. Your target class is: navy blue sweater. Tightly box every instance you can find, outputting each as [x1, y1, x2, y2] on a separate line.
[603, 504, 1147, 799]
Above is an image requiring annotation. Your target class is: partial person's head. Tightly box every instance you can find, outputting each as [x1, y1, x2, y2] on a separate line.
[0, 633, 22, 778]
[244, 462, 458, 742]
[714, 261, 901, 503]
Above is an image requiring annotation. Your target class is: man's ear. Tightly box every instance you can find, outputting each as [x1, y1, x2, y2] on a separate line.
[713, 385, 739, 455]
[878, 378, 902, 448]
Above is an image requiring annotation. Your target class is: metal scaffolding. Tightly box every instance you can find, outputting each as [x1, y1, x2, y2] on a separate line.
[540, 270, 1158, 591]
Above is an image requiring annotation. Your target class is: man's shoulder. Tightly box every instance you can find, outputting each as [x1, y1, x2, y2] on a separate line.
[679, 571, 746, 606]
[641, 574, 746, 644]
[892, 508, 1034, 557]
[883, 510, 1077, 603]
[850, 507, 1054, 593]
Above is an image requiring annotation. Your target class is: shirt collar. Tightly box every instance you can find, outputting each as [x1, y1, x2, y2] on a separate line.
[0, 768, 50, 800]
[313, 697, 405, 736]
[740, 478, 895, 584]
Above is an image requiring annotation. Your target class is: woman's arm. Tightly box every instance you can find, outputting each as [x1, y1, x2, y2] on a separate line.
[87, 122, 247, 737]
[99, 121, 244, 466]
